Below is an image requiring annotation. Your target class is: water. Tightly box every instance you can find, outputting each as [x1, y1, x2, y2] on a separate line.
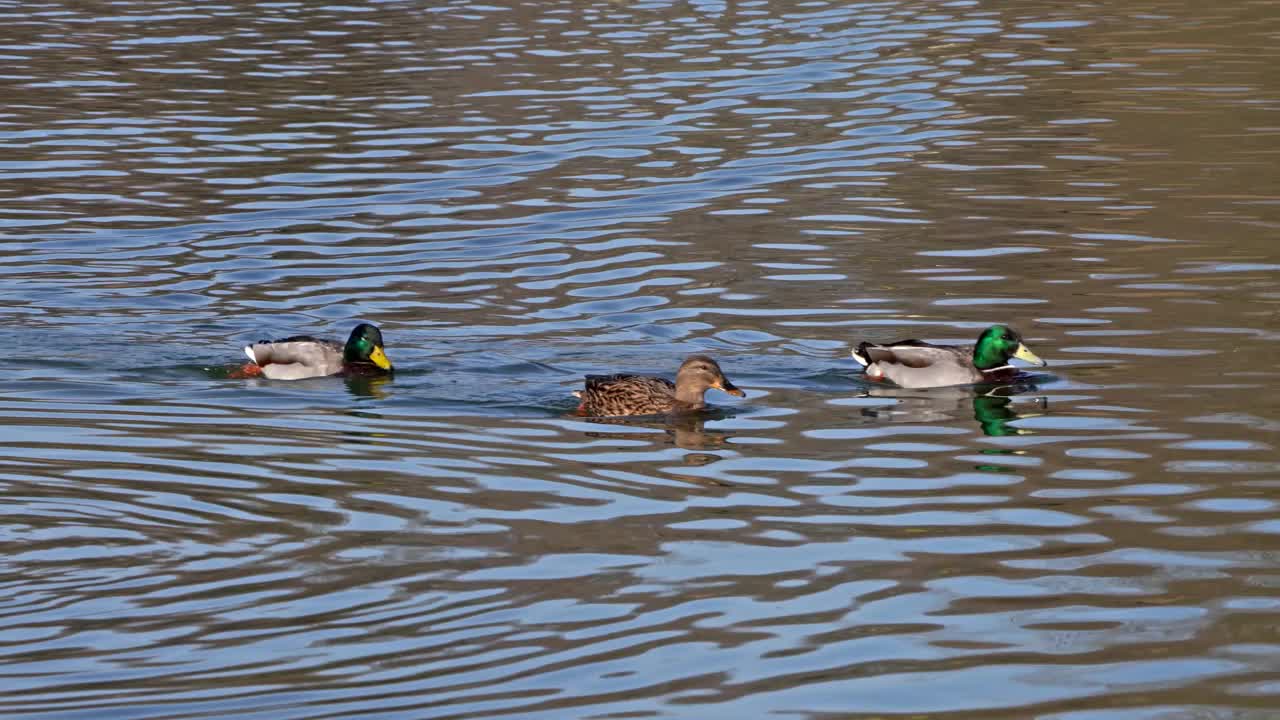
[2, 0, 1279, 717]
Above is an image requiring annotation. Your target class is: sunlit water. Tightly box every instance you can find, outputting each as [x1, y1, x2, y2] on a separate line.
[2, 0, 1279, 718]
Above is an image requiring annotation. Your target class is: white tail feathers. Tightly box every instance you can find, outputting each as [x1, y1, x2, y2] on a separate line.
[850, 347, 869, 367]
[244, 346, 258, 364]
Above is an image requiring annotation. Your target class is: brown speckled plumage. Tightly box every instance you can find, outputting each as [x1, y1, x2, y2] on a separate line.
[573, 355, 745, 417]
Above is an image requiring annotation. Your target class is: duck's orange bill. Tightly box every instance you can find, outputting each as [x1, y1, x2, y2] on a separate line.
[370, 346, 393, 371]
[718, 380, 746, 397]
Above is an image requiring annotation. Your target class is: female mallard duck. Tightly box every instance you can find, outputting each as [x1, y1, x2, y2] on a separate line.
[573, 354, 745, 416]
[851, 324, 1045, 389]
[240, 323, 393, 380]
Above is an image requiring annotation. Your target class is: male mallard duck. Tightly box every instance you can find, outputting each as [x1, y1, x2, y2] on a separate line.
[240, 323, 393, 380]
[573, 354, 745, 416]
[851, 324, 1045, 389]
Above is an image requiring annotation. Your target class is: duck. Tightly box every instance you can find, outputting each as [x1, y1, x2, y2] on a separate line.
[573, 354, 745, 417]
[238, 323, 393, 380]
[851, 324, 1045, 389]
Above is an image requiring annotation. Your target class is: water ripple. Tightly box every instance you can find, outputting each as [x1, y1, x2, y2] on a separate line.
[1, 0, 1279, 717]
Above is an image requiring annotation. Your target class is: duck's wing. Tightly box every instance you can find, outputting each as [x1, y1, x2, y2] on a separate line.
[574, 374, 676, 415]
[583, 373, 674, 392]
[573, 373, 624, 398]
[244, 335, 344, 380]
[853, 341, 980, 388]
[852, 340, 967, 369]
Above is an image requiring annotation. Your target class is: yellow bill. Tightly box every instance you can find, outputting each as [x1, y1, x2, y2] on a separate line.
[370, 345, 393, 371]
[1013, 343, 1046, 367]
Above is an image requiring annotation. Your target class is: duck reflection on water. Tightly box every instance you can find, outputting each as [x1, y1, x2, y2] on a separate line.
[344, 373, 394, 400]
[575, 408, 736, 451]
[858, 381, 1047, 437]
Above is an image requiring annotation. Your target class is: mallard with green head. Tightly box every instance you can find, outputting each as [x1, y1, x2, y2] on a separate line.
[573, 354, 746, 417]
[851, 324, 1045, 389]
[239, 323, 393, 380]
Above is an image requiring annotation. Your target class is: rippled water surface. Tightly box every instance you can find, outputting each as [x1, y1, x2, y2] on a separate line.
[3, 0, 1279, 717]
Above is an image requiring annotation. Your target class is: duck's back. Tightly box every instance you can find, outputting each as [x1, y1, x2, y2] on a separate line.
[575, 374, 676, 416]
[858, 342, 982, 388]
[244, 335, 345, 379]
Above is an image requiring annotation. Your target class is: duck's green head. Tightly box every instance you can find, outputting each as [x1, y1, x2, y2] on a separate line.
[343, 323, 393, 371]
[973, 325, 1045, 371]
